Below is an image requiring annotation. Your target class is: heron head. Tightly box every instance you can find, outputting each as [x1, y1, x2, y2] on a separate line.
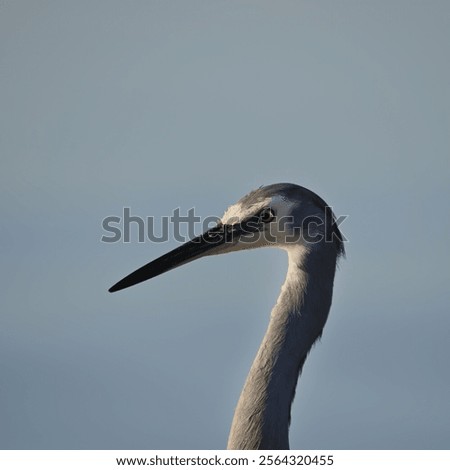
[217, 183, 345, 255]
[109, 183, 344, 293]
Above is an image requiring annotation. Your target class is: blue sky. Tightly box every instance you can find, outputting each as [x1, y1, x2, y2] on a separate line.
[1, 1, 449, 449]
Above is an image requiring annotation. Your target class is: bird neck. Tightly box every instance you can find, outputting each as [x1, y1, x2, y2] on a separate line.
[227, 244, 337, 450]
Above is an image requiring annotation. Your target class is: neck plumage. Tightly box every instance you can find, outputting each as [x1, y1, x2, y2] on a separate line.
[227, 244, 338, 450]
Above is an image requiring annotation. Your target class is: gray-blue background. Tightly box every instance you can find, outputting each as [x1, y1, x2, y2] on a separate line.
[1, 1, 449, 449]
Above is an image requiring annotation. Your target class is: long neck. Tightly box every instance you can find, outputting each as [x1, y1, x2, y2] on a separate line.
[227, 245, 337, 450]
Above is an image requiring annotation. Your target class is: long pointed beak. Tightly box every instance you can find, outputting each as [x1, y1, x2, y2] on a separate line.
[109, 225, 235, 293]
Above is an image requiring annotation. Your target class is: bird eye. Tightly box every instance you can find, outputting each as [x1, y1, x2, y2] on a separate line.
[259, 208, 275, 223]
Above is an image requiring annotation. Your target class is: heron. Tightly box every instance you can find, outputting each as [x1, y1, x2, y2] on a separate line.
[109, 183, 345, 450]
